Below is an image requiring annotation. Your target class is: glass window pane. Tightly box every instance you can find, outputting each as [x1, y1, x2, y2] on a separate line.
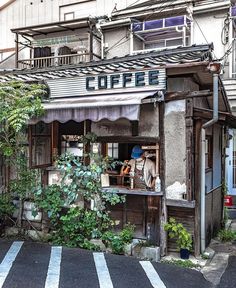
[32, 137, 51, 166]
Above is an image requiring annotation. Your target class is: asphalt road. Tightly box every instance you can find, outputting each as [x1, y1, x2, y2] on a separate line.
[0, 239, 215, 288]
[217, 256, 236, 288]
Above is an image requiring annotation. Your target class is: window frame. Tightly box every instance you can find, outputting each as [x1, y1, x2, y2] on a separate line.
[29, 122, 52, 168]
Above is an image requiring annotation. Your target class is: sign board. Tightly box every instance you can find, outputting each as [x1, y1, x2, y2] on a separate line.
[46, 68, 166, 99]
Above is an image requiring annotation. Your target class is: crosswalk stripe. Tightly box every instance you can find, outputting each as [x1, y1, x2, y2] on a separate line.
[140, 261, 166, 288]
[44, 246, 62, 288]
[0, 241, 24, 288]
[93, 252, 113, 288]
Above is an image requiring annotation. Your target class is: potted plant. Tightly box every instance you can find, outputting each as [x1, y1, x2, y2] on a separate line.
[164, 217, 192, 259]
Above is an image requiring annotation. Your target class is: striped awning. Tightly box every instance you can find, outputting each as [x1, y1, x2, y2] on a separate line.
[29, 92, 154, 124]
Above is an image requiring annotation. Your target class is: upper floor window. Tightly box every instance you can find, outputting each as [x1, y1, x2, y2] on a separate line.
[64, 12, 75, 21]
[131, 15, 192, 54]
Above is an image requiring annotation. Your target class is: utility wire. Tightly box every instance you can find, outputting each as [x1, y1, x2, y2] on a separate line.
[112, 0, 144, 17]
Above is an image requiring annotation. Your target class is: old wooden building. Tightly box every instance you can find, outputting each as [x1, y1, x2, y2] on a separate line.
[0, 18, 236, 255]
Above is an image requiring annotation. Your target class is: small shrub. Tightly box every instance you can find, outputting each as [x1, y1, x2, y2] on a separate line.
[102, 223, 135, 254]
[164, 217, 192, 251]
[218, 229, 236, 242]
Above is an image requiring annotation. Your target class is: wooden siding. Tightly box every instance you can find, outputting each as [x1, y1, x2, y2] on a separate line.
[205, 186, 223, 246]
[108, 195, 161, 245]
[167, 206, 195, 252]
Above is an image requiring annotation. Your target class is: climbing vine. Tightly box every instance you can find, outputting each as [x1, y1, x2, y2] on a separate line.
[0, 81, 46, 226]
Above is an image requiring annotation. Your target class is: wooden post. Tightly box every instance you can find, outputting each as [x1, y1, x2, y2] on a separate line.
[89, 30, 93, 61]
[15, 33, 19, 68]
[194, 119, 202, 256]
[147, 196, 160, 245]
[84, 120, 91, 165]
[51, 122, 59, 163]
[159, 101, 167, 256]
[186, 98, 194, 201]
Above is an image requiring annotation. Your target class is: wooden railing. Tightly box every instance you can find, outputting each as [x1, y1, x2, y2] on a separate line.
[17, 52, 100, 69]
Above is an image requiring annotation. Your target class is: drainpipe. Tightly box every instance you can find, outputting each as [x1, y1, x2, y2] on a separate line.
[96, 23, 104, 59]
[200, 73, 219, 254]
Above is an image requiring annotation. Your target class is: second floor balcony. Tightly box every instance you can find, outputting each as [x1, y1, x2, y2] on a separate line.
[11, 18, 101, 70]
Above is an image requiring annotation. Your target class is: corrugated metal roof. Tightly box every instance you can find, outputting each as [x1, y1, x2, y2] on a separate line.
[0, 44, 213, 82]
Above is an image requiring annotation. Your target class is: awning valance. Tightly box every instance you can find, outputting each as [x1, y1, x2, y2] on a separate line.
[29, 92, 154, 124]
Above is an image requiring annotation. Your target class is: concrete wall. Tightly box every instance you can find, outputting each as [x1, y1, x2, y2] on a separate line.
[91, 104, 159, 137]
[103, 27, 130, 59]
[193, 10, 229, 61]
[91, 118, 132, 136]
[139, 104, 159, 138]
[164, 99, 186, 196]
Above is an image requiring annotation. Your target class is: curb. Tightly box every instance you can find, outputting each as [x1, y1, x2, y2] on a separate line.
[201, 252, 229, 286]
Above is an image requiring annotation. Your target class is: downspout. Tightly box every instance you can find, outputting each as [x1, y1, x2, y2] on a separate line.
[96, 23, 104, 59]
[200, 73, 219, 253]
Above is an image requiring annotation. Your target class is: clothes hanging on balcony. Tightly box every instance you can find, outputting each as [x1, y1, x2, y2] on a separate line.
[42, 46, 52, 67]
[33, 46, 51, 68]
[58, 46, 72, 65]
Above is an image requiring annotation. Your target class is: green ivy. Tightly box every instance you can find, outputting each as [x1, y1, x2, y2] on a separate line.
[33, 145, 128, 250]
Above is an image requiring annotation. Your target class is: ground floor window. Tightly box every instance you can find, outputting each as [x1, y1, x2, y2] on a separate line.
[29, 122, 52, 168]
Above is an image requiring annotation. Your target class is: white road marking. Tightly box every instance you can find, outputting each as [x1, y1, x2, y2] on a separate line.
[140, 261, 166, 288]
[44, 246, 62, 288]
[0, 241, 24, 287]
[93, 252, 113, 288]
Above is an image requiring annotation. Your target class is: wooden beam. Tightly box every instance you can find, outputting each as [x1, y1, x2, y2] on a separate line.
[193, 107, 227, 121]
[165, 90, 212, 102]
[97, 136, 159, 143]
[0, 47, 15, 53]
[0, 0, 15, 11]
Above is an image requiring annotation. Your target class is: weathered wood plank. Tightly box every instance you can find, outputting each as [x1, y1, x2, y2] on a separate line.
[166, 199, 195, 208]
[194, 119, 202, 256]
[159, 101, 167, 256]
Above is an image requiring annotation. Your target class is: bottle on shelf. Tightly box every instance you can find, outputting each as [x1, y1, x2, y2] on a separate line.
[155, 175, 161, 192]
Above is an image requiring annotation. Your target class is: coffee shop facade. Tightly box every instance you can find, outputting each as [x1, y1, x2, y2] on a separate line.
[1, 43, 235, 255]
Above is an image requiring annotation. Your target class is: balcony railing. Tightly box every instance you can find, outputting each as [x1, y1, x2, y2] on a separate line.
[17, 52, 101, 69]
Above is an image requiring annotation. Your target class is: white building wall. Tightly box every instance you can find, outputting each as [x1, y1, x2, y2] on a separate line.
[0, 0, 142, 52]
[192, 11, 229, 61]
[0, 0, 233, 61]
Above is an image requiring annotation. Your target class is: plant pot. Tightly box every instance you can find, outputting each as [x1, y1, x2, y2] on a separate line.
[180, 248, 190, 259]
